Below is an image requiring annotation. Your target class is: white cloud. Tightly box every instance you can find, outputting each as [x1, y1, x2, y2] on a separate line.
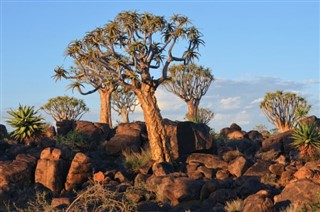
[250, 98, 263, 104]
[219, 97, 241, 110]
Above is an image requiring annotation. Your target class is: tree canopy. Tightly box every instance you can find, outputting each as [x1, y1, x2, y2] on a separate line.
[260, 90, 311, 132]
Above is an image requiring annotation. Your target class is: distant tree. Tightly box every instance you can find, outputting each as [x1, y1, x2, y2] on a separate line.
[112, 88, 139, 123]
[185, 107, 214, 124]
[41, 96, 89, 122]
[163, 64, 214, 121]
[260, 90, 311, 132]
[53, 53, 117, 128]
[54, 11, 204, 162]
[253, 124, 268, 133]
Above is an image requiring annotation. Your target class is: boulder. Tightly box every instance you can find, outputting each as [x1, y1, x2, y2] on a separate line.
[227, 131, 245, 140]
[164, 119, 212, 160]
[0, 124, 8, 139]
[244, 130, 263, 142]
[56, 120, 74, 136]
[146, 173, 204, 206]
[35, 148, 69, 193]
[235, 176, 266, 198]
[45, 126, 56, 138]
[293, 161, 320, 183]
[204, 189, 237, 207]
[269, 163, 285, 176]
[274, 179, 320, 210]
[186, 153, 228, 169]
[228, 156, 252, 177]
[230, 123, 242, 131]
[74, 121, 110, 143]
[262, 130, 294, 153]
[244, 160, 271, 178]
[65, 152, 91, 191]
[0, 154, 37, 197]
[243, 190, 274, 212]
[225, 139, 260, 158]
[152, 162, 174, 177]
[104, 122, 146, 155]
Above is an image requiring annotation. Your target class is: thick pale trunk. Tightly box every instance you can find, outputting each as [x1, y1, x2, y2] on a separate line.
[136, 86, 173, 163]
[99, 90, 113, 128]
[276, 117, 291, 133]
[121, 108, 129, 123]
[187, 101, 198, 121]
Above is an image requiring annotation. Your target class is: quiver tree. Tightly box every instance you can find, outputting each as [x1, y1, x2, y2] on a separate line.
[260, 90, 311, 132]
[163, 64, 214, 121]
[53, 52, 117, 128]
[112, 87, 139, 123]
[41, 96, 89, 122]
[55, 11, 204, 162]
[184, 107, 214, 124]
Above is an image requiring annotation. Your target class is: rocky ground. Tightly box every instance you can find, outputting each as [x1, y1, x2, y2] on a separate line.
[0, 118, 319, 211]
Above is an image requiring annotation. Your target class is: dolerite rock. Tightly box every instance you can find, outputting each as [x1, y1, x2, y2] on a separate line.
[56, 120, 75, 136]
[0, 124, 8, 139]
[164, 119, 212, 160]
[293, 161, 320, 183]
[227, 131, 245, 140]
[243, 190, 274, 212]
[45, 126, 56, 138]
[228, 156, 252, 177]
[74, 121, 110, 144]
[274, 179, 320, 210]
[186, 153, 228, 169]
[152, 162, 174, 177]
[65, 152, 91, 191]
[262, 130, 294, 153]
[35, 148, 69, 193]
[104, 122, 146, 155]
[244, 130, 263, 142]
[146, 174, 204, 206]
[0, 154, 37, 197]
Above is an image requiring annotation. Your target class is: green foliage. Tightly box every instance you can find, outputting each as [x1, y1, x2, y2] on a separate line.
[122, 147, 152, 173]
[185, 107, 214, 124]
[66, 180, 136, 212]
[291, 122, 320, 160]
[260, 90, 311, 132]
[6, 105, 44, 143]
[41, 95, 89, 122]
[57, 130, 89, 151]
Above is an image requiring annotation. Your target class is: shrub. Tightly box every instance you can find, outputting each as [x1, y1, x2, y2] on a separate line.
[6, 105, 44, 144]
[57, 130, 89, 151]
[224, 198, 244, 212]
[291, 121, 320, 160]
[66, 180, 136, 212]
[122, 147, 152, 173]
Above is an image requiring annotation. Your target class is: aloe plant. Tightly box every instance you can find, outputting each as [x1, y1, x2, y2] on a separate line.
[291, 121, 320, 159]
[6, 105, 44, 143]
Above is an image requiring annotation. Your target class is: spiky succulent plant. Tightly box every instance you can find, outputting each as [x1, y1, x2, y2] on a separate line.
[291, 121, 320, 159]
[6, 105, 44, 143]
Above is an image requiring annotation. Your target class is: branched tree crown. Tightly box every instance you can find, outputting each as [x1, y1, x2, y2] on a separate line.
[163, 63, 214, 104]
[41, 96, 89, 122]
[260, 90, 311, 132]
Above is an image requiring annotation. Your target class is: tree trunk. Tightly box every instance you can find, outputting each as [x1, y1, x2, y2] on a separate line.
[187, 101, 198, 121]
[135, 86, 173, 163]
[99, 90, 113, 128]
[121, 108, 129, 123]
[276, 117, 291, 132]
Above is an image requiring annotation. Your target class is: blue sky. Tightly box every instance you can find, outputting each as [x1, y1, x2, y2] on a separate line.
[1, 1, 319, 132]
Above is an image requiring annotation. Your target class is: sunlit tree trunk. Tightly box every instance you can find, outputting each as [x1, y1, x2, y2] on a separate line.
[135, 85, 173, 163]
[187, 101, 199, 121]
[99, 90, 113, 128]
[121, 108, 129, 123]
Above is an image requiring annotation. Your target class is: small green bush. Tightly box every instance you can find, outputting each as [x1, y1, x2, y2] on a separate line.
[6, 105, 44, 144]
[122, 147, 152, 173]
[57, 130, 89, 151]
[291, 121, 320, 160]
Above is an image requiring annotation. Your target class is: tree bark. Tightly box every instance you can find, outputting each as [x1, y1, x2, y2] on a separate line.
[135, 85, 173, 163]
[99, 90, 113, 128]
[121, 108, 129, 123]
[276, 117, 291, 132]
[187, 101, 198, 121]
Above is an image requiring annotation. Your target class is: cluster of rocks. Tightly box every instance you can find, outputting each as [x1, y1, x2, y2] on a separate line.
[0, 116, 319, 211]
